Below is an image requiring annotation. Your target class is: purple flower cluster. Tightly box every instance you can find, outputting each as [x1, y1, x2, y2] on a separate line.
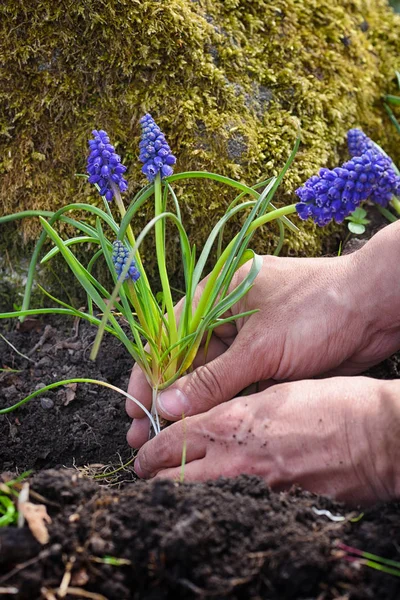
[295, 129, 400, 226]
[112, 241, 141, 282]
[87, 130, 128, 202]
[139, 114, 176, 182]
[347, 128, 375, 157]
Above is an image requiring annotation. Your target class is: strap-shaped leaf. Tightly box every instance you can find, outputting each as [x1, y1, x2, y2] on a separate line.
[90, 211, 192, 365]
[165, 170, 298, 233]
[40, 236, 99, 264]
[38, 217, 136, 361]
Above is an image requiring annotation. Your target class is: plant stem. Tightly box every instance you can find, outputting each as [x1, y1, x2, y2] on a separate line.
[390, 196, 400, 216]
[190, 203, 297, 332]
[150, 386, 161, 439]
[112, 184, 148, 280]
[154, 174, 177, 375]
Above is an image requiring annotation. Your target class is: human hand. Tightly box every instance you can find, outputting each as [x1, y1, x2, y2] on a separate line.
[133, 376, 400, 506]
[127, 224, 400, 447]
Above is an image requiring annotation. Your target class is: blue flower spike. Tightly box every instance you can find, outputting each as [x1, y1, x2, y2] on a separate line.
[112, 241, 141, 282]
[87, 130, 128, 202]
[295, 129, 400, 226]
[139, 114, 176, 182]
[347, 128, 375, 157]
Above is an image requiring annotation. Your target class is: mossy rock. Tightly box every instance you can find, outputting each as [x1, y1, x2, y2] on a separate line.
[1, 0, 400, 286]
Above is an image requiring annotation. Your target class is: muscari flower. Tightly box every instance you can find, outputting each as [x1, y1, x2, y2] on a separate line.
[347, 128, 375, 157]
[295, 130, 400, 226]
[87, 130, 128, 202]
[112, 241, 141, 282]
[139, 113, 176, 182]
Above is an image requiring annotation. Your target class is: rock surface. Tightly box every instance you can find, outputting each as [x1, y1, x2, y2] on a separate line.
[1, 0, 400, 269]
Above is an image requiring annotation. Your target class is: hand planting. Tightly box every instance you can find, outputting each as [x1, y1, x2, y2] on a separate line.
[0, 115, 300, 435]
[2, 121, 400, 447]
[127, 222, 400, 448]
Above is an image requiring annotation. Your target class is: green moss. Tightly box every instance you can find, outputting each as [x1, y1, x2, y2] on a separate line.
[1, 0, 400, 278]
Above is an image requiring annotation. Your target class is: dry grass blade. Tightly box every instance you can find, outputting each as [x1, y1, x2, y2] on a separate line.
[57, 587, 109, 600]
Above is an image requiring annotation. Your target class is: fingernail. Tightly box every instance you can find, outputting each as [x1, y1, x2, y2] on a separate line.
[158, 388, 189, 418]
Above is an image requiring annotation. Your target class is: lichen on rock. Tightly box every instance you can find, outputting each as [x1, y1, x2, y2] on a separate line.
[1, 0, 400, 277]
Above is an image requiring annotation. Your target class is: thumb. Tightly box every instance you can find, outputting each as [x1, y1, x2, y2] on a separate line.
[157, 335, 259, 419]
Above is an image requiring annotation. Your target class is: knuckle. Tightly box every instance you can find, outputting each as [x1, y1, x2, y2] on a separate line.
[187, 363, 225, 409]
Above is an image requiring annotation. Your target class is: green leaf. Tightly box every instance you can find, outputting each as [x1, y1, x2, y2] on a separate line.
[37, 217, 137, 360]
[18, 203, 119, 321]
[40, 236, 99, 264]
[216, 177, 274, 259]
[352, 207, 367, 220]
[348, 222, 365, 235]
[165, 171, 298, 233]
[384, 103, 400, 136]
[0, 496, 16, 527]
[385, 94, 400, 106]
[376, 205, 398, 223]
[90, 211, 192, 365]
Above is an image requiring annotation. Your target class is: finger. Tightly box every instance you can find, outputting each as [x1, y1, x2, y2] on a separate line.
[126, 362, 152, 419]
[126, 416, 151, 449]
[154, 458, 212, 482]
[134, 417, 205, 478]
[126, 332, 229, 421]
[156, 329, 261, 420]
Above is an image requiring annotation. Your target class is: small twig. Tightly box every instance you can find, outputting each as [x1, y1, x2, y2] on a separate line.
[27, 325, 56, 357]
[55, 588, 108, 600]
[0, 546, 56, 584]
[4, 248, 13, 273]
[0, 333, 35, 363]
[27, 489, 61, 509]
[58, 567, 72, 598]
[41, 588, 58, 600]
[52, 315, 84, 351]
[0, 587, 18, 595]
[57, 556, 76, 598]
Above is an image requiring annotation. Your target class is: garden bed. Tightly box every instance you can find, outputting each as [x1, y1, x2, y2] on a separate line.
[1, 314, 400, 599]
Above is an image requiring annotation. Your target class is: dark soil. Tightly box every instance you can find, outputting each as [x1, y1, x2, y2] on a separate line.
[1, 469, 400, 600]
[0, 316, 133, 472]
[1, 289, 400, 598]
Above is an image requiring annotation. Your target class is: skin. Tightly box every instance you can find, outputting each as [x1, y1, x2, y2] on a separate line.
[126, 221, 400, 504]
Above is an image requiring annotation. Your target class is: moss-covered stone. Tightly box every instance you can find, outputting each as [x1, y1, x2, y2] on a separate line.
[1, 0, 400, 278]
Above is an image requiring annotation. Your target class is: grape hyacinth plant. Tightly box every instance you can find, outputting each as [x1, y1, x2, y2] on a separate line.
[295, 128, 400, 226]
[139, 113, 176, 181]
[112, 241, 141, 282]
[0, 115, 302, 436]
[87, 129, 128, 201]
[1, 120, 399, 436]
